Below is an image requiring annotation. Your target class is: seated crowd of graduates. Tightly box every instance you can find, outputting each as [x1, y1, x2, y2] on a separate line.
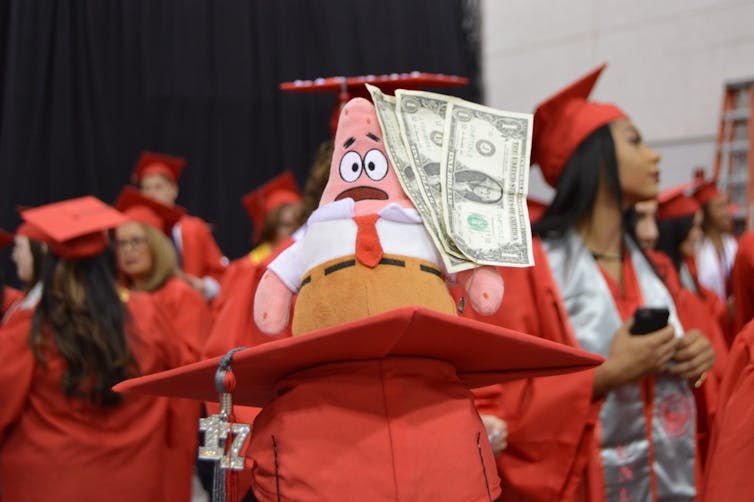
[2, 64, 754, 501]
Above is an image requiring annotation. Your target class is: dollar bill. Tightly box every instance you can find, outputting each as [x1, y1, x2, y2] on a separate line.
[366, 84, 475, 272]
[393, 90, 474, 264]
[441, 100, 534, 267]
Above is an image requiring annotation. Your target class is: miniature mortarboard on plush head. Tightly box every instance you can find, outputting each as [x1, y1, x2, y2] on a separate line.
[532, 64, 627, 188]
[656, 182, 701, 221]
[280, 72, 469, 135]
[114, 186, 186, 235]
[131, 151, 187, 184]
[242, 172, 301, 244]
[20, 196, 128, 260]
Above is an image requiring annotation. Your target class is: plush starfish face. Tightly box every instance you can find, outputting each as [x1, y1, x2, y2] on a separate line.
[319, 97, 413, 216]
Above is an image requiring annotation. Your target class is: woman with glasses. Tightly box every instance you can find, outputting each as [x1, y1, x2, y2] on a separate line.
[114, 186, 212, 501]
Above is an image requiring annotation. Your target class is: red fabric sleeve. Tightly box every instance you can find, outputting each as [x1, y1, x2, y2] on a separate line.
[0, 312, 35, 443]
[179, 215, 228, 280]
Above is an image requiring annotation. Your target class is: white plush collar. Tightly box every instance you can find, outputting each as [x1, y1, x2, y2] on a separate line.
[306, 199, 421, 225]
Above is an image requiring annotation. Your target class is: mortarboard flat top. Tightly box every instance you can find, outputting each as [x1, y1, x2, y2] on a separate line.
[656, 182, 700, 221]
[131, 151, 187, 184]
[114, 306, 604, 407]
[114, 186, 186, 235]
[281, 72, 469, 134]
[532, 64, 627, 188]
[0, 229, 13, 249]
[280, 72, 468, 95]
[20, 196, 128, 260]
[242, 171, 301, 243]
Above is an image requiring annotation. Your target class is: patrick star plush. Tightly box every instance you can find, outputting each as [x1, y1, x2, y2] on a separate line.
[254, 97, 503, 336]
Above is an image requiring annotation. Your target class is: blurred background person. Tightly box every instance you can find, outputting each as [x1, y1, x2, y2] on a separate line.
[3, 222, 49, 325]
[0, 197, 194, 501]
[114, 186, 211, 501]
[693, 178, 737, 305]
[132, 151, 228, 301]
[242, 171, 302, 265]
[0, 230, 22, 318]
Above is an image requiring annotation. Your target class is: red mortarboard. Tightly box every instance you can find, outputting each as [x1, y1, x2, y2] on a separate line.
[114, 306, 604, 406]
[693, 179, 724, 206]
[114, 186, 186, 234]
[280, 72, 469, 135]
[242, 172, 301, 243]
[656, 183, 700, 221]
[532, 64, 627, 188]
[0, 229, 13, 249]
[131, 151, 187, 184]
[20, 196, 128, 260]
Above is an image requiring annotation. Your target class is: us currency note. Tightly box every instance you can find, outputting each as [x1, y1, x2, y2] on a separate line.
[393, 90, 473, 264]
[366, 84, 475, 272]
[441, 100, 534, 267]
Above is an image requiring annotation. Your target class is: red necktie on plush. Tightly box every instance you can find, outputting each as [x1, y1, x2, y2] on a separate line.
[354, 214, 383, 268]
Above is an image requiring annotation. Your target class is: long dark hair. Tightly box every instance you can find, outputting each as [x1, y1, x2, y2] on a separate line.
[533, 125, 624, 238]
[656, 215, 696, 270]
[30, 247, 135, 406]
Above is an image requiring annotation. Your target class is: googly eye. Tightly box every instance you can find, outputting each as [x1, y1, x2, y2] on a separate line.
[339, 151, 363, 182]
[363, 149, 388, 181]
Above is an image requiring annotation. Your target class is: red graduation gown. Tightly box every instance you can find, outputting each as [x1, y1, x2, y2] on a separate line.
[177, 215, 228, 281]
[731, 230, 754, 335]
[149, 277, 212, 502]
[701, 319, 754, 501]
[457, 239, 602, 501]
[0, 291, 194, 502]
[1, 286, 22, 318]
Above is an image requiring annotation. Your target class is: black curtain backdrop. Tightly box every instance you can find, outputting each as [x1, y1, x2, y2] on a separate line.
[0, 0, 482, 279]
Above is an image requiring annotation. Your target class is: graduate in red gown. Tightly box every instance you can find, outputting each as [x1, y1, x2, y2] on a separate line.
[132, 151, 228, 301]
[0, 230, 22, 317]
[701, 319, 754, 501]
[693, 179, 737, 310]
[113, 187, 211, 501]
[463, 64, 714, 501]
[0, 197, 194, 501]
[730, 229, 754, 334]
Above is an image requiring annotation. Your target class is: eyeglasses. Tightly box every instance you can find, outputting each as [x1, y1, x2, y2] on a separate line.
[116, 236, 148, 250]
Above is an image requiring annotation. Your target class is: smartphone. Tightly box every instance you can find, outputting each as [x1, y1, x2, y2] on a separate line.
[630, 307, 669, 335]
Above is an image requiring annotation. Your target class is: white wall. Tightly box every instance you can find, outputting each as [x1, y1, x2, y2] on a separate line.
[481, 0, 754, 200]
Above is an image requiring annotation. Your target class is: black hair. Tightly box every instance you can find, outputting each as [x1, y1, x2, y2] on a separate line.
[533, 125, 624, 238]
[656, 215, 696, 270]
[30, 247, 135, 406]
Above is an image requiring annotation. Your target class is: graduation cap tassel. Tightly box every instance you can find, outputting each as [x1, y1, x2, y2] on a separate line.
[198, 347, 250, 502]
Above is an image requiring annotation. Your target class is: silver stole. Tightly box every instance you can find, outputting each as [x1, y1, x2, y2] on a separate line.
[543, 230, 696, 501]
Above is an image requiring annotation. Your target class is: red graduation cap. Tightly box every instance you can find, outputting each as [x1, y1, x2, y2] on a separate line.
[114, 306, 604, 406]
[656, 182, 701, 221]
[242, 171, 301, 243]
[532, 64, 627, 188]
[280, 72, 469, 135]
[693, 179, 724, 206]
[114, 186, 186, 235]
[15, 222, 49, 243]
[0, 229, 13, 249]
[20, 196, 128, 260]
[131, 151, 187, 184]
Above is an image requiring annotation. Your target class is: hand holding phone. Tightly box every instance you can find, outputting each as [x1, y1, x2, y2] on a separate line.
[630, 307, 669, 335]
